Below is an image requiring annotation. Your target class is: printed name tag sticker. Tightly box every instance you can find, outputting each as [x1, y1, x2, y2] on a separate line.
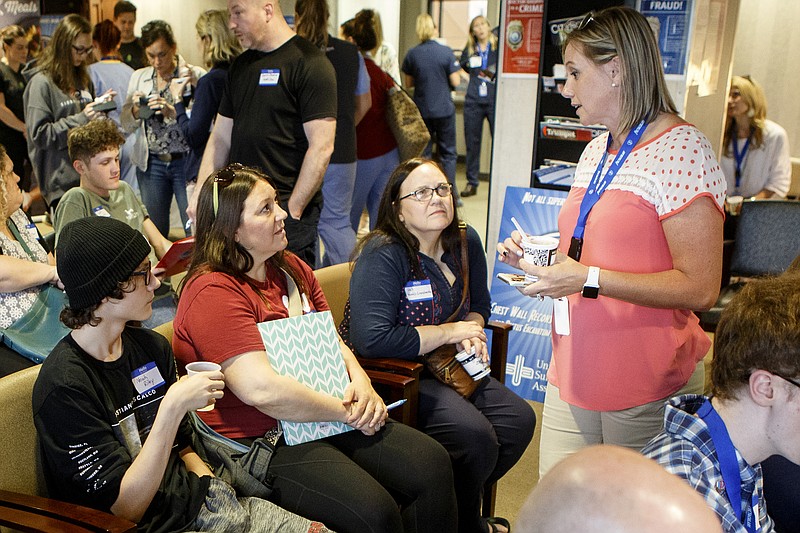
[92, 206, 112, 217]
[404, 280, 433, 302]
[259, 69, 280, 86]
[132, 361, 165, 394]
[25, 223, 38, 241]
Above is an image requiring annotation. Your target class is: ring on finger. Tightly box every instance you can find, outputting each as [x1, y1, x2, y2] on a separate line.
[536, 293, 544, 301]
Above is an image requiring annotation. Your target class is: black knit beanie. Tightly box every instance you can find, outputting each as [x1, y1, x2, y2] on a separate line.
[57, 217, 151, 309]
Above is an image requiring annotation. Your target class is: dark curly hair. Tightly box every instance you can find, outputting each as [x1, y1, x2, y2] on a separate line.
[59, 277, 138, 329]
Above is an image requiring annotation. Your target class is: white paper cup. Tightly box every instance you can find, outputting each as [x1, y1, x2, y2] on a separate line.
[726, 195, 744, 216]
[521, 236, 559, 282]
[185, 361, 221, 411]
[456, 348, 490, 381]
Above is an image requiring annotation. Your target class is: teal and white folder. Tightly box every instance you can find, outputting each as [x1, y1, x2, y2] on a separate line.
[257, 311, 354, 445]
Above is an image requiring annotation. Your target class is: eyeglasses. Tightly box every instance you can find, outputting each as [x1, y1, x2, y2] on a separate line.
[212, 163, 245, 216]
[72, 44, 94, 55]
[775, 372, 800, 390]
[131, 262, 152, 286]
[398, 183, 453, 203]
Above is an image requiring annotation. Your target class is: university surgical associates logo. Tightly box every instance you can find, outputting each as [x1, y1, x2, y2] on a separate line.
[0, 0, 38, 16]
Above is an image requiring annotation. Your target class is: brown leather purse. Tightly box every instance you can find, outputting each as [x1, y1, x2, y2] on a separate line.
[423, 224, 482, 399]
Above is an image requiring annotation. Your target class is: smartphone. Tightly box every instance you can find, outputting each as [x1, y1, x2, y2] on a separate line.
[93, 100, 117, 113]
[139, 95, 155, 119]
[496, 273, 530, 287]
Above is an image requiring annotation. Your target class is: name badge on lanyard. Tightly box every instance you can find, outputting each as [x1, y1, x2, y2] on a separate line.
[404, 280, 433, 302]
[259, 69, 280, 86]
[131, 361, 165, 394]
[698, 399, 761, 533]
[469, 56, 482, 69]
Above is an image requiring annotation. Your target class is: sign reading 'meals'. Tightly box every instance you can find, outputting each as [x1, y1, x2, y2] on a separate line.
[491, 186, 568, 402]
[0, 0, 39, 28]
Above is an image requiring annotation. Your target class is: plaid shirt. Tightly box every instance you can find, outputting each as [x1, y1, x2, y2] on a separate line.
[642, 394, 774, 533]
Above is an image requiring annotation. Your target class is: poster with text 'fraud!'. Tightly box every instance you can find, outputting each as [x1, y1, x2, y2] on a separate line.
[490, 187, 567, 402]
[502, 0, 543, 76]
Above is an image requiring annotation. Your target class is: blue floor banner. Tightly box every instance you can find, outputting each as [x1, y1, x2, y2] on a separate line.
[490, 186, 568, 402]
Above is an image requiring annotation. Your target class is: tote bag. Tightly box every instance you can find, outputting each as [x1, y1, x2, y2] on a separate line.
[385, 84, 431, 162]
[1, 285, 70, 363]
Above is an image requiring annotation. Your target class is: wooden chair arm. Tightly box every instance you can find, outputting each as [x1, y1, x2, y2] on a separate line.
[486, 321, 510, 385]
[357, 357, 423, 380]
[0, 489, 137, 533]
[363, 369, 419, 428]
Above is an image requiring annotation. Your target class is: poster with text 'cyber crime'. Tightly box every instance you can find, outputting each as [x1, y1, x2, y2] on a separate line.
[490, 186, 568, 402]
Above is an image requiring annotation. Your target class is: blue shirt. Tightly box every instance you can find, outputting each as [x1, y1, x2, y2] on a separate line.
[642, 395, 774, 533]
[175, 64, 229, 182]
[402, 40, 461, 119]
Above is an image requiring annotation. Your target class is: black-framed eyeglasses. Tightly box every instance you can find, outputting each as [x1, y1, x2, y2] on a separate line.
[72, 44, 94, 55]
[775, 372, 800, 390]
[212, 163, 245, 216]
[131, 262, 152, 286]
[398, 183, 453, 203]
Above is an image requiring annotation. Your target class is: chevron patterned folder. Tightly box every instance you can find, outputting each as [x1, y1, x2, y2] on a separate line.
[257, 311, 354, 445]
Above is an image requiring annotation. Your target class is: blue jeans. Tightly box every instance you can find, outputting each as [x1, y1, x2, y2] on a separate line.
[463, 100, 495, 187]
[137, 155, 188, 237]
[351, 148, 399, 232]
[318, 162, 357, 267]
[422, 114, 458, 199]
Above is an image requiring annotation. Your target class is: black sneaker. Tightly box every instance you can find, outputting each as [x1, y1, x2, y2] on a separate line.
[460, 184, 478, 197]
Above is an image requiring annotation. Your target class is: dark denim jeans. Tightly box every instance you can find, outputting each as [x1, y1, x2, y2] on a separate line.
[137, 155, 188, 237]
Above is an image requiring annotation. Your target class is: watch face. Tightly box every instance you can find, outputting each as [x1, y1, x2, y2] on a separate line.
[582, 286, 599, 299]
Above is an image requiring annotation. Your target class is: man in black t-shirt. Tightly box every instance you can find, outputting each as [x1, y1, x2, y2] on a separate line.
[33, 216, 328, 533]
[114, 1, 146, 70]
[193, 0, 337, 267]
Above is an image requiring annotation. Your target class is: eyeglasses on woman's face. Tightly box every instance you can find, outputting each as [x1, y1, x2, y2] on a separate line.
[72, 44, 94, 55]
[398, 182, 453, 203]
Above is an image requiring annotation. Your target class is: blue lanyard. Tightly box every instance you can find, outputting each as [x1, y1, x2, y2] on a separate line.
[732, 132, 752, 192]
[476, 43, 489, 70]
[568, 120, 646, 260]
[698, 399, 760, 533]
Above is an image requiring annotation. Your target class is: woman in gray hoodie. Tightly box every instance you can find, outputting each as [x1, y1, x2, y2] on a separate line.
[23, 14, 109, 212]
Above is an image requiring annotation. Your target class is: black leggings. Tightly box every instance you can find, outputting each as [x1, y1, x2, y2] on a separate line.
[267, 420, 457, 533]
[418, 375, 536, 533]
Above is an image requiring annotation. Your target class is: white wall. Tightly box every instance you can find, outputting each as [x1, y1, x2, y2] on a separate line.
[730, 0, 800, 157]
[134, 0, 227, 67]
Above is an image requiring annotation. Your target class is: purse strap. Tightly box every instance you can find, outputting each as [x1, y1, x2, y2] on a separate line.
[442, 222, 469, 324]
[282, 269, 303, 317]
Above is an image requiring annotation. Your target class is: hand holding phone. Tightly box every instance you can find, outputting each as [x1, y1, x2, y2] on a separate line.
[138, 95, 155, 119]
